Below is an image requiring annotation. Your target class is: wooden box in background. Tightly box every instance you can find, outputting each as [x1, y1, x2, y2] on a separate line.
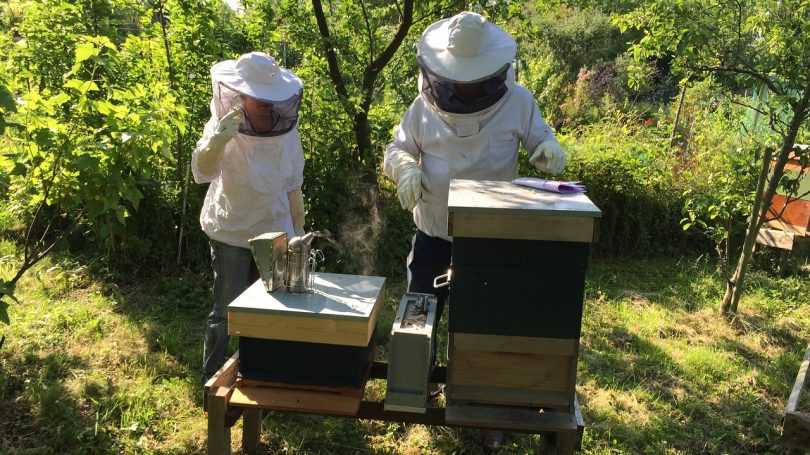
[767, 149, 810, 237]
[445, 179, 601, 413]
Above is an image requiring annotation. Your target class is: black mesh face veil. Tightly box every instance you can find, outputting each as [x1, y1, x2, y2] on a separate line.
[214, 83, 302, 136]
[417, 57, 509, 114]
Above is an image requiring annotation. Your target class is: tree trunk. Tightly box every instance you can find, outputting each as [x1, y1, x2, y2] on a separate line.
[720, 79, 810, 315]
[720, 147, 772, 315]
[670, 85, 686, 148]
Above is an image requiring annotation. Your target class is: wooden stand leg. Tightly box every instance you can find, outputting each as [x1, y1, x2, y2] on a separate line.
[540, 432, 575, 455]
[208, 387, 232, 455]
[555, 431, 577, 455]
[242, 409, 262, 454]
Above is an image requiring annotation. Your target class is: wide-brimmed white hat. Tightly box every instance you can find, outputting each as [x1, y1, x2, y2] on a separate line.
[418, 12, 516, 83]
[211, 52, 303, 102]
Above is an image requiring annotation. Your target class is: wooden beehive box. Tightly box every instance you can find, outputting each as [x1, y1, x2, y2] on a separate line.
[228, 272, 385, 387]
[445, 179, 601, 412]
[767, 149, 810, 237]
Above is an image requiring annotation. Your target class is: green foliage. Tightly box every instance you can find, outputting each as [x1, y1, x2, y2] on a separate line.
[556, 117, 708, 257]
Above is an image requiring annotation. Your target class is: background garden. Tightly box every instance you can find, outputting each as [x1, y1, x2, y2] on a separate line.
[1, 0, 808, 453]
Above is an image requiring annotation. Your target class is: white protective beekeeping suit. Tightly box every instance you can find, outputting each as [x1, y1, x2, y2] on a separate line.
[192, 52, 306, 247]
[384, 12, 567, 241]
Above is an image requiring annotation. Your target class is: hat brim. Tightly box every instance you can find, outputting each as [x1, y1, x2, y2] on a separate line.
[418, 18, 516, 83]
[211, 59, 303, 102]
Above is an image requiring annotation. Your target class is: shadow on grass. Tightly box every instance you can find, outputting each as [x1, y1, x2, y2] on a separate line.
[0, 351, 116, 453]
[579, 257, 803, 454]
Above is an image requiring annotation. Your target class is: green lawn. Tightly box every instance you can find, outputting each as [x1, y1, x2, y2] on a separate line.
[1, 240, 808, 454]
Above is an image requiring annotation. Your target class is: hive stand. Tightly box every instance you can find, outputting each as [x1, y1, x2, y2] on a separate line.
[203, 352, 585, 455]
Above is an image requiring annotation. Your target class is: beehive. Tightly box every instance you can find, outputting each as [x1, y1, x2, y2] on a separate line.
[445, 179, 601, 412]
[228, 273, 385, 387]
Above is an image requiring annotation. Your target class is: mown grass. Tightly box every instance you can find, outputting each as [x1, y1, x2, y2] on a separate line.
[1, 239, 808, 454]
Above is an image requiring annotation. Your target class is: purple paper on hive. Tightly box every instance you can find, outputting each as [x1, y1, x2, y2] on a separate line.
[511, 177, 586, 194]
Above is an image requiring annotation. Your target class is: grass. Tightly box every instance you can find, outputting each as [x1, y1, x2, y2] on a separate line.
[1, 239, 809, 454]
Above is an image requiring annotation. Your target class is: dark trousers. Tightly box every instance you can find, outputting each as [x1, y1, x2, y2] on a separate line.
[407, 230, 452, 364]
[202, 240, 259, 382]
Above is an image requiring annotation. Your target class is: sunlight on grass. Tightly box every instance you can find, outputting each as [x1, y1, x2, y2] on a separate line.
[1, 252, 808, 454]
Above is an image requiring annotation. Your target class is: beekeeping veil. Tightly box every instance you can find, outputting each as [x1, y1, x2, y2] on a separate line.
[417, 12, 516, 114]
[210, 52, 303, 136]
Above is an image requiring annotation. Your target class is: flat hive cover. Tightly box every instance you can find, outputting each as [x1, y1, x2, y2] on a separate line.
[228, 272, 386, 346]
[447, 179, 602, 242]
[448, 179, 601, 217]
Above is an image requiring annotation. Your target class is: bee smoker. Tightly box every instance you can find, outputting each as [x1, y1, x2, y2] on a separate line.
[284, 231, 323, 293]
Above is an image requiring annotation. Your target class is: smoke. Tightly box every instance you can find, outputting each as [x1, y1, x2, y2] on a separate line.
[336, 184, 383, 276]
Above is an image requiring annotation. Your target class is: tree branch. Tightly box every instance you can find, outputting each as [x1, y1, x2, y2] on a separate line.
[692, 65, 785, 96]
[311, 0, 352, 114]
[361, 0, 413, 102]
[359, 0, 374, 65]
[758, 78, 810, 225]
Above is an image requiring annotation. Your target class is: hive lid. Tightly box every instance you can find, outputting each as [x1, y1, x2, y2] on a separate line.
[228, 272, 386, 321]
[448, 179, 602, 218]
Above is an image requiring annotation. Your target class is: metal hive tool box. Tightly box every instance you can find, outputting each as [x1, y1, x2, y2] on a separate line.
[385, 292, 438, 413]
[444, 179, 601, 414]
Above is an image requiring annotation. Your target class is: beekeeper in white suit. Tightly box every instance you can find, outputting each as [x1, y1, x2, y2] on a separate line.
[192, 52, 306, 382]
[384, 12, 566, 449]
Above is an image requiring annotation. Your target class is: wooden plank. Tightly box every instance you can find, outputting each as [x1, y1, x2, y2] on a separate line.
[207, 386, 232, 455]
[449, 349, 572, 391]
[448, 212, 596, 242]
[566, 343, 581, 414]
[786, 342, 810, 413]
[236, 378, 364, 397]
[756, 228, 795, 250]
[230, 386, 361, 416]
[229, 311, 372, 346]
[204, 352, 239, 412]
[445, 404, 579, 432]
[242, 409, 262, 455]
[452, 333, 577, 356]
[448, 385, 571, 409]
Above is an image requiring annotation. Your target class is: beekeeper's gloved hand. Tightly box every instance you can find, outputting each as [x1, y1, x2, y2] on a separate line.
[530, 140, 567, 175]
[288, 188, 306, 236]
[388, 154, 422, 211]
[195, 108, 243, 176]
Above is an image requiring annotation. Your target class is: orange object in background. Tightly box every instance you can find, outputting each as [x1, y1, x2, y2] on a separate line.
[767, 194, 810, 236]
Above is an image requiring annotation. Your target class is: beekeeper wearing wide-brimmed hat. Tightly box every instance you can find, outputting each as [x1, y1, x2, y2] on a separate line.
[383, 12, 567, 448]
[192, 51, 306, 381]
[385, 11, 566, 306]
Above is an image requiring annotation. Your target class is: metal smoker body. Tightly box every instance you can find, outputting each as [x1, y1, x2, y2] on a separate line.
[284, 231, 323, 293]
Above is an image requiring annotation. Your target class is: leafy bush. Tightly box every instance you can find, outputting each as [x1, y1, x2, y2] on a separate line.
[533, 116, 713, 257]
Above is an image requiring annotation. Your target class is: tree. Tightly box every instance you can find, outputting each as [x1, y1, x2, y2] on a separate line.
[617, 0, 810, 315]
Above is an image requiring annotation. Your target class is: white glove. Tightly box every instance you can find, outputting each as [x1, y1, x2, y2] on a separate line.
[288, 188, 306, 236]
[386, 152, 422, 211]
[195, 108, 243, 176]
[530, 140, 568, 175]
[396, 162, 422, 211]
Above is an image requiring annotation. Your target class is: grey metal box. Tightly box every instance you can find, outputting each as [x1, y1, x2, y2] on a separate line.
[385, 292, 438, 413]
